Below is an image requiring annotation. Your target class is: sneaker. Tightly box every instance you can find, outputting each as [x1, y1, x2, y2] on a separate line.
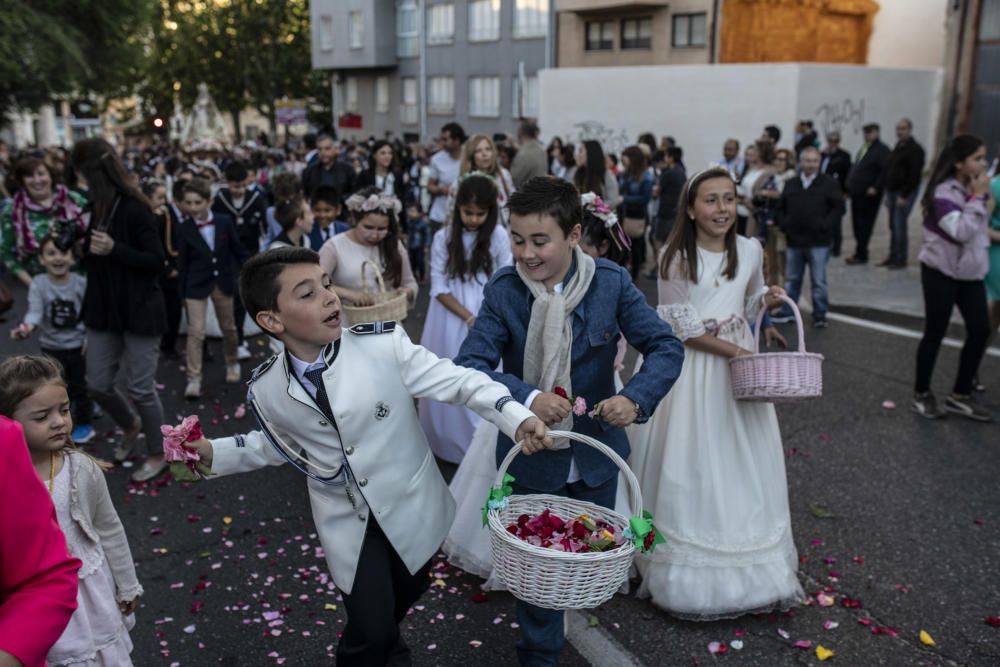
[812, 319, 829, 328]
[237, 343, 251, 360]
[113, 417, 142, 462]
[944, 394, 993, 422]
[184, 379, 202, 400]
[71, 424, 96, 444]
[912, 391, 947, 419]
[225, 363, 241, 384]
[131, 457, 168, 483]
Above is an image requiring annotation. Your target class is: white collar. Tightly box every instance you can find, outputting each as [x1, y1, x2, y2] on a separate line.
[288, 350, 326, 380]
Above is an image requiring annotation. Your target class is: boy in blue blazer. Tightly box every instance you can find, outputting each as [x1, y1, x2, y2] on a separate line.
[177, 178, 251, 399]
[455, 176, 684, 666]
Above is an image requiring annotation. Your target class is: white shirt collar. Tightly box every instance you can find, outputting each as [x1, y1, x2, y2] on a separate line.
[288, 350, 326, 382]
[801, 172, 818, 189]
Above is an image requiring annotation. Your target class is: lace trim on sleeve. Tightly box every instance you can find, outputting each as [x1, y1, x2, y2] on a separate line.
[657, 303, 705, 341]
[744, 286, 769, 323]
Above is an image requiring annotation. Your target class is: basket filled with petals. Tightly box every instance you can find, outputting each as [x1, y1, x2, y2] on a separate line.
[484, 430, 663, 610]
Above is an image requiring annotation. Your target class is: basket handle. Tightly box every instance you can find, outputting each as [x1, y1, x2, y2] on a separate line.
[754, 294, 807, 354]
[359, 259, 388, 297]
[493, 430, 643, 522]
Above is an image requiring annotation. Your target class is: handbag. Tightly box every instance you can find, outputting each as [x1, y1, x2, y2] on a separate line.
[623, 216, 646, 239]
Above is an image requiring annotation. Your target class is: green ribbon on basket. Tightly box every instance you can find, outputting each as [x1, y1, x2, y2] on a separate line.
[624, 511, 666, 553]
[482, 473, 515, 527]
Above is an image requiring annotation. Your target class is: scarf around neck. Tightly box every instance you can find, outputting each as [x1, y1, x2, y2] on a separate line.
[516, 246, 596, 433]
[11, 185, 85, 260]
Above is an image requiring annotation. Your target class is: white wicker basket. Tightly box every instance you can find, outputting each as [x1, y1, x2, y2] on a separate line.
[341, 259, 409, 326]
[729, 295, 824, 402]
[486, 430, 643, 610]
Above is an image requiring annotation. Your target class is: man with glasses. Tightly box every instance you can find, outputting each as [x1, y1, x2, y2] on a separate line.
[821, 131, 852, 256]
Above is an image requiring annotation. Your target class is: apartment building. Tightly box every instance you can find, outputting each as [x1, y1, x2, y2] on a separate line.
[310, 0, 551, 141]
[555, 0, 716, 67]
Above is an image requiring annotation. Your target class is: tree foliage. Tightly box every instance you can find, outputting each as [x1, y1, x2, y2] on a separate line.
[0, 0, 153, 117]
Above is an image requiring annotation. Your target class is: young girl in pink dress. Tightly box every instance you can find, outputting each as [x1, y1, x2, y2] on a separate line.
[419, 174, 512, 463]
[0, 355, 142, 666]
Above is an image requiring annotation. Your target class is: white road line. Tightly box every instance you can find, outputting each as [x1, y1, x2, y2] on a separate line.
[565, 609, 644, 667]
[824, 311, 1000, 359]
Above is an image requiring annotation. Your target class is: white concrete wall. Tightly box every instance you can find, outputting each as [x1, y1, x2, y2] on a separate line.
[868, 0, 949, 69]
[539, 63, 943, 171]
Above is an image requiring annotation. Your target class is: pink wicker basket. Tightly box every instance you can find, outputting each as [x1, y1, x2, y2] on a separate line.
[729, 295, 823, 402]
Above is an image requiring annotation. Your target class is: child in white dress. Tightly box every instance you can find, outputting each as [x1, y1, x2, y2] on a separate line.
[443, 192, 633, 586]
[419, 174, 512, 463]
[0, 355, 142, 666]
[629, 167, 805, 619]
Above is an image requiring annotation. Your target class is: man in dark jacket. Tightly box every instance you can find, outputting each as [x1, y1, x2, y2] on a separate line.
[774, 147, 844, 327]
[654, 147, 686, 253]
[880, 118, 926, 268]
[301, 134, 356, 199]
[845, 123, 890, 264]
[820, 131, 852, 256]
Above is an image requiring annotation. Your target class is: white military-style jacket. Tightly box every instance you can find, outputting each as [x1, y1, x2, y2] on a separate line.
[209, 321, 534, 594]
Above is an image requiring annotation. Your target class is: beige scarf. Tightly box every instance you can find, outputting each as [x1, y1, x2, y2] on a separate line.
[516, 246, 596, 433]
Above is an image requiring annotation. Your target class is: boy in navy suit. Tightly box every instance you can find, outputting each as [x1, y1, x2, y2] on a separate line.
[455, 176, 685, 666]
[178, 178, 250, 399]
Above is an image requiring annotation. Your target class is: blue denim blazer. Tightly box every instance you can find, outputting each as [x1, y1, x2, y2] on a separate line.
[455, 257, 684, 491]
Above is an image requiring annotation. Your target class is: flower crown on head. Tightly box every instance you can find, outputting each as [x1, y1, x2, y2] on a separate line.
[457, 170, 495, 185]
[581, 191, 631, 251]
[345, 192, 402, 216]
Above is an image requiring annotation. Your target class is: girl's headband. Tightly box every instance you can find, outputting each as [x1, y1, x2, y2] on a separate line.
[580, 192, 631, 251]
[345, 192, 402, 216]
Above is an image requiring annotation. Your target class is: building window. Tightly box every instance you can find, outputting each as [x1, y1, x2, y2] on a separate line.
[512, 75, 539, 118]
[401, 77, 418, 124]
[344, 77, 359, 113]
[672, 12, 707, 48]
[348, 11, 364, 50]
[469, 0, 501, 42]
[621, 17, 652, 50]
[319, 15, 334, 51]
[469, 77, 500, 117]
[428, 76, 454, 114]
[375, 77, 390, 113]
[397, 0, 419, 58]
[585, 20, 614, 51]
[427, 3, 455, 45]
[514, 0, 548, 39]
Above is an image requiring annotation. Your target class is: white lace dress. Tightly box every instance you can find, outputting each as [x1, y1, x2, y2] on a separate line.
[418, 225, 512, 463]
[629, 236, 804, 619]
[48, 455, 136, 666]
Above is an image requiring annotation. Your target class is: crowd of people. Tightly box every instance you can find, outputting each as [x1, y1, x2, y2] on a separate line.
[0, 113, 997, 667]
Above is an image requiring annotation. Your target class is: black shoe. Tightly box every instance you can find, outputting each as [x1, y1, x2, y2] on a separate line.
[876, 258, 893, 267]
[911, 391, 946, 419]
[812, 319, 828, 328]
[944, 394, 993, 422]
[845, 256, 867, 266]
[887, 261, 907, 270]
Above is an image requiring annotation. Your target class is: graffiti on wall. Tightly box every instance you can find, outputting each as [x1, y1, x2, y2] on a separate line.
[573, 121, 631, 156]
[813, 98, 866, 138]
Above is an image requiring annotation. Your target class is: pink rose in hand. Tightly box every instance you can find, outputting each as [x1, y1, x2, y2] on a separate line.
[573, 396, 588, 417]
[161, 415, 203, 463]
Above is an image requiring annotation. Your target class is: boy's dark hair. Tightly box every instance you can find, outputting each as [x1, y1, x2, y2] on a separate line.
[763, 125, 781, 144]
[652, 150, 666, 164]
[310, 185, 341, 208]
[0, 354, 66, 418]
[863, 122, 880, 133]
[666, 146, 684, 163]
[224, 161, 249, 183]
[171, 177, 187, 202]
[183, 177, 212, 201]
[274, 195, 306, 232]
[239, 247, 321, 324]
[507, 176, 581, 237]
[405, 199, 422, 214]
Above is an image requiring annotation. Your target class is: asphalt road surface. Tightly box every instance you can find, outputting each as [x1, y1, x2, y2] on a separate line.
[1, 273, 997, 667]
